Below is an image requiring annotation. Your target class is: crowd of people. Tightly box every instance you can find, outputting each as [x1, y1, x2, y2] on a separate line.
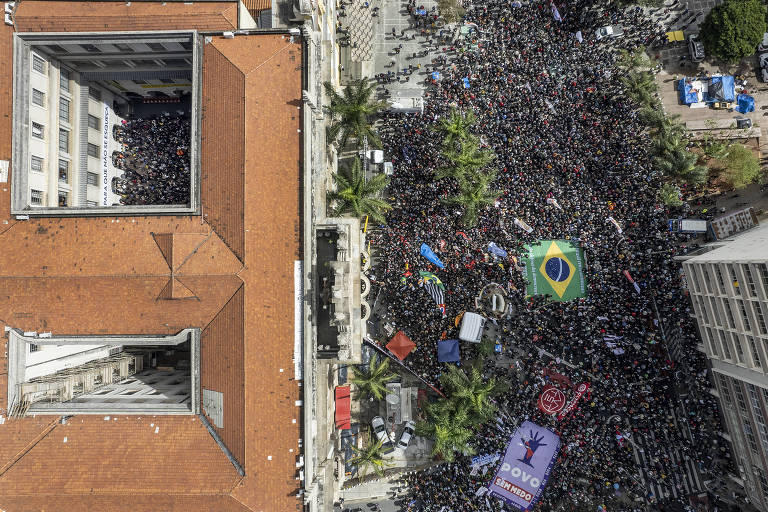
[362, 0, 734, 510]
[112, 112, 191, 205]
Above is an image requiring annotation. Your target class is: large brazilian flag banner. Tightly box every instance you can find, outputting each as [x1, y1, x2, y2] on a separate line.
[523, 240, 587, 301]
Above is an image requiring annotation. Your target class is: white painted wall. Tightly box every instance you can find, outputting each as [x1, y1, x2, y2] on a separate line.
[25, 344, 114, 380]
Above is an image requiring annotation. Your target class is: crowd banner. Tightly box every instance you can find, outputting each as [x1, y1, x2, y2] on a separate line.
[545, 197, 562, 210]
[574, 31, 583, 43]
[488, 242, 508, 259]
[537, 385, 566, 415]
[488, 421, 560, 511]
[514, 218, 534, 233]
[550, 1, 562, 22]
[556, 382, 591, 421]
[522, 240, 587, 301]
[622, 270, 641, 294]
[420, 243, 445, 269]
[607, 216, 623, 234]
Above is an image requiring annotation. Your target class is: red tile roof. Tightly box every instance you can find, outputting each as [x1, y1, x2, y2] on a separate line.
[13, 1, 239, 32]
[0, 17, 303, 512]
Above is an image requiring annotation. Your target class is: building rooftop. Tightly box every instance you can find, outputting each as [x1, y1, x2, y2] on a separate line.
[686, 223, 768, 264]
[0, 4, 303, 511]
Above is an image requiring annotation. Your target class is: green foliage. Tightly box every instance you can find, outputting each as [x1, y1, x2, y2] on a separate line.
[434, 108, 477, 151]
[659, 183, 684, 207]
[476, 337, 497, 359]
[348, 438, 393, 480]
[437, 0, 466, 23]
[349, 354, 397, 400]
[442, 172, 500, 228]
[617, 46, 655, 71]
[621, 70, 657, 106]
[655, 148, 709, 186]
[700, 139, 731, 160]
[324, 79, 387, 149]
[416, 366, 507, 461]
[437, 136, 496, 183]
[721, 143, 761, 189]
[700, 0, 767, 62]
[328, 158, 392, 224]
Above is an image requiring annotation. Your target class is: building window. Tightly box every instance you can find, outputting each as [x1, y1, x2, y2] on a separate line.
[160, 78, 175, 84]
[112, 43, 134, 53]
[760, 264, 768, 294]
[87, 143, 100, 158]
[147, 42, 166, 51]
[740, 302, 752, 332]
[30, 189, 43, 205]
[30, 156, 43, 173]
[88, 114, 100, 130]
[81, 44, 102, 53]
[86, 200, 98, 207]
[749, 337, 763, 368]
[688, 266, 701, 293]
[29, 343, 39, 353]
[715, 265, 726, 294]
[87, 172, 99, 186]
[58, 159, 69, 183]
[32, 55, 46, 74]
[31, 122, 44, 139]
[46, 45, 67, 54]
[89, 88, 102, 101]
[733, 332, 745, 364]
[58, 192, 68, 207]
[756, 305, 767, 335]
[60, 68, 70, 92]
[132, 79, 147, 85]
[59, 98, 70, 123]
[725, 300, 736, 329]
[720, 331, 732, 361]
[32, 88, 45, 107]
[745, 265, 758, 297]
[58, 129, 69, 153]
[163, 58, 189, 67]
[730, 266, 742, 296]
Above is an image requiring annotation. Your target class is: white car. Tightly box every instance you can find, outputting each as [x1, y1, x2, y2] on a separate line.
[595, 25, 624, 41]
[758, 32, 768, 52]
[760, 53, 768, 82]
[397, 420, 416, 450]
[371, 416, 395, 452]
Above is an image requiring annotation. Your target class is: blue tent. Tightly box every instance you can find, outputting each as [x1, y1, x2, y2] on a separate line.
[437, 339, 460, 363]
[735, 94, 755, 114]
[678, 79, 698, 105]
[707, 75, 735, 102]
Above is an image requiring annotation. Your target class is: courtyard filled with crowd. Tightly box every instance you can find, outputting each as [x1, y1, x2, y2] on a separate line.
[362, 0, 732, 510]
[112, 112, 191, 205]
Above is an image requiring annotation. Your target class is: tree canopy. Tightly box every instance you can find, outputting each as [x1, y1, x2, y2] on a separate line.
[700, 0, 767, 62]
[720, 143, 761, 189]
[324, 80, 387, 149]
[328, 158, 392, 224]
[349, 353, 397, 400]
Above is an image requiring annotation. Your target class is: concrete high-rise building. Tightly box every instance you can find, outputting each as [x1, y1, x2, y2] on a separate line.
[683, 223, 768, 509]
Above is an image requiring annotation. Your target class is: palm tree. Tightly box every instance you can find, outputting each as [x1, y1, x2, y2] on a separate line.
[617, 46, 654, 71]
[659, 182, 683, 207]
[442, 173, 499, 228]
[324, 80, 387, 149]
[621, 70, 657, 106]
[348, 438, 393, 480]
[349, 354, 397, 400]
[436, 136, 495, 183]
[328, 158, 392, 224]
[416, 400, 475, 462]
[655, 148, 708, 186]
[439, 365, 507, 424]
[434, 108, 477, 151]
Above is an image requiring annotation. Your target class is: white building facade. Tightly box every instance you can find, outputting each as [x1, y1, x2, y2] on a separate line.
[683, 223, 768, 509]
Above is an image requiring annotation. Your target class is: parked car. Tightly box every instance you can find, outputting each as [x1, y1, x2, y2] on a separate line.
[371, 416, 395, 453]
[760, 53, 768, 82]
[595, 25, 624, 40]
[688, 34, 705, 62]
[758, 32, 768, 52]
[397, 421, 416, 450]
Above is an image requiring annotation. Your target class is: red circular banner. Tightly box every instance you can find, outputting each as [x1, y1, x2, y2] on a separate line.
[538, 386, 566, 415]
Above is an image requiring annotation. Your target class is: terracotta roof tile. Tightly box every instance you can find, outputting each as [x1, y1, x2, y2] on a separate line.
[205, 35, 303, 511]
[201, 286, 245, 467]
[0, 494, 254, 512]
[13, 1, 238, 32]
[243, 0, 272, 12]
[0, 416, 241, 495]
[176, 231, 244, 276]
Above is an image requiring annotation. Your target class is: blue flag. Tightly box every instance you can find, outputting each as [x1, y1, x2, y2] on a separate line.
[420, 243, 445, 269]
[462, 77, 471, 89]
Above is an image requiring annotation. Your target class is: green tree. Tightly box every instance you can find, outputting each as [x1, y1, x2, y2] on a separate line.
[659, 182, 684, 207]
[437, 0, 466, 23]
[442, 172, 500, 228]
[324, 79, 386, 149]
[721, 143, 761, 189]
[328, 158, 392, 224]
[416, 398, 475, 462]
[700, 0, 767, 62]
[436, 136, 495, 183]
[621, 70, 657, 106]
[349, 354, 397, 400]
[699, 137, 731, 160]
[439, 365, 508, 424]
[656, 148, 709, 186]
[650, 131, 686, 158]
[434, 108, 477, 151]
[617, 46, 655, 71]
[348, 438, 393, 480]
